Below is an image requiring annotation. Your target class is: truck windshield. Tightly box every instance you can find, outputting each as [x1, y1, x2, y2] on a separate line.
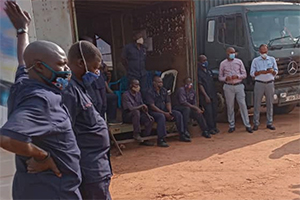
[247, 11, 300, 48]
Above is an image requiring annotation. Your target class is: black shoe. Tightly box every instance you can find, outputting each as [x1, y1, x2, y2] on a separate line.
[202, 131, 211, 138]
[140, 140, 155, 146]
[267, 125, 276, 130]
[253, 125, 258, 131]
[184, 131, 191, 139]
[209, 129, 217, 135]
[133, 133, 144, 142]
[157, 139, 169, 147]
[179, 135, 191, 142]
[213, 128, 220, 134]
[228, 127, 235, 133]
[246, 127, 253, 133]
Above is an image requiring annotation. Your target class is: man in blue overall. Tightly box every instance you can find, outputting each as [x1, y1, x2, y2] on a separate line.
[63, 40, 112, 200]
[0, 2, 82, 199]
[121, 31, 148, 96]
[146, 76, 191, 147]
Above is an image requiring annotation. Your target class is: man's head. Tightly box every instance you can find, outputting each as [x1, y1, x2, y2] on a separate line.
[184, 77, 193, 90]
[68, 41, 102, 79]
[198, 55, 208, 68]
[259, 44, 268, 59]
[133, 30, 144, 45]
[153, 76, 163, 90]
[226, 47, 236, 60]
[23, 40, 70, 89]
[130, 79, 140, 93]
[79, 36, 94, 44]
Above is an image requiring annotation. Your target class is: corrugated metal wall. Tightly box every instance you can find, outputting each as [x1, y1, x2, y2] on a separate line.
[194, 0, 300, 54]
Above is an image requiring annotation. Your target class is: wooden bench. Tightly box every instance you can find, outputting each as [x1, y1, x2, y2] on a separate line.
[108, 122, 178, 155]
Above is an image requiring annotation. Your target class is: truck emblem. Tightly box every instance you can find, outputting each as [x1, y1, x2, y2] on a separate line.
[287, 61, 298, 75]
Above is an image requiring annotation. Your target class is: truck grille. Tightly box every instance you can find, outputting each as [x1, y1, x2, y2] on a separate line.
[275, 56, 300, 85]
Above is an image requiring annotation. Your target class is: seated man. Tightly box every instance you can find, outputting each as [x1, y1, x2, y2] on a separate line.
[173, 78, 211, 138]
[122, 79, 155, 146]
[146, 76, 191, 147]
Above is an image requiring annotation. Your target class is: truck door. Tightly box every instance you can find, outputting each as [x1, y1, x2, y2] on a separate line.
[205, 14, 250, 74]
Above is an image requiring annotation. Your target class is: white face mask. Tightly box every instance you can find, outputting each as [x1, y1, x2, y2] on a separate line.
[136, 37, 144, 45]
[260, 53, 267, 59]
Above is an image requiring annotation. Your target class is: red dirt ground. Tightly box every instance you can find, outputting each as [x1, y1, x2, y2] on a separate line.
[110, 108, 300, 200]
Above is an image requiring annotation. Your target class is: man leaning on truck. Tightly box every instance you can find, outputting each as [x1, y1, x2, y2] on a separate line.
[250, 44, 278, 131]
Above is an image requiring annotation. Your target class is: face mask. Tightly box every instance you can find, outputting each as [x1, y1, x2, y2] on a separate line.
[132, 85, 141, 93]
[34, 62, 71, 90]
[229, 53, 235, 60]
[136, 37, 144, 45]
[202, 61, 208, 68]
[260, 53, 267, 59]
[185, 83, 193, 89]
[79, 41, 99, 86]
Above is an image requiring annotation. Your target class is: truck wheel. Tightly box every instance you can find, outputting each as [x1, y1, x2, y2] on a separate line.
[274, 104, 296, 115]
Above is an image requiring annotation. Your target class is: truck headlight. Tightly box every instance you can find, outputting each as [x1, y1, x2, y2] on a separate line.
[280, 93, 287, 98]
[274, 94, 278, 100]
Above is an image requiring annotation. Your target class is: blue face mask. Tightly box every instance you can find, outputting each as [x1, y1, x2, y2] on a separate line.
[82, 71, 99, 86]
[35, 62, 71, 90]
[202, 61, 208, 68]
[229, 53, 235, 60]
[79, 41, 99, 87]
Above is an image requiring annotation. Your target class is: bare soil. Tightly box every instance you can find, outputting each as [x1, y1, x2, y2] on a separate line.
[110, 108, 300, 200]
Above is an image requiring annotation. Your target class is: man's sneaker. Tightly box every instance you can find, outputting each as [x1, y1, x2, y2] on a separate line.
[184, 131, 191, 139]
[253, 125, 258, 131]
[209, 129, 217, 135]
[246, 127, 253, 133]
[213, 128, 220, 134]
[157, 139, 169, 147]
[179, 135, 191, 142]
[202, 131, 211, 138]
[140, 140, 155, 146]
[267, 125, 276, 130]
[228, 127, 235, 133]
[133, 133, 144, 142]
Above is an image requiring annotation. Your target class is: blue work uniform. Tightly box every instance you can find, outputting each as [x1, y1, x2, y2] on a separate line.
[122, 43, 148, 94]
[88, 73, 106, 117]
[62, 75, 112, 200]
[0, 66, 82, 200]
[145, 87, 185, 138]
[198, 66, 218, 131]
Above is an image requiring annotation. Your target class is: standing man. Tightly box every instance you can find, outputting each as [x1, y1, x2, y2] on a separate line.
[122, 79, 155, 146]
[250, 44, 278, 131]
[146, 76, 191, 146]
[173, 78, 211, 138]
[63, 41, 112, 200]
[219, 47, 253, 133]
[121, 30, 147, 96]
[198, 55, 219, 135]
[0, 2, 82, 199]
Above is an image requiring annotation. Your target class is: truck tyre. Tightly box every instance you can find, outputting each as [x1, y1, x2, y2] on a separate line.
[274, 104, 296, 115]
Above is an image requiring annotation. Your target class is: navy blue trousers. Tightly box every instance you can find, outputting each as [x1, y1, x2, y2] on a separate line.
[80, 178, 111, 200]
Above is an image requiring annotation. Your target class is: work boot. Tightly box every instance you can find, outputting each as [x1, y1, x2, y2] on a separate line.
[157, 139, 169, 147]
[246, 127, 253, 133]
[133, 133, 144, 142]
[228, 127, 235, 133]
[140, 140, 155, 146]
[253, 125, 259, 131]
[202, 131, 211, 138]
[209, 129, 217, 135]
[213, 128, 220, 134]
[184, 131, 191, 139]
[266, 125, 276, 130]
[179, 134, 191, 142]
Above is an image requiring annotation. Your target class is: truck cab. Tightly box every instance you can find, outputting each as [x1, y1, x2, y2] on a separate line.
[204, 2, 300, 118]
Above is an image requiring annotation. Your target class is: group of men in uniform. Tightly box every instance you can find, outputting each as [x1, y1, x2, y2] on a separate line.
[0, 1, 278, 200]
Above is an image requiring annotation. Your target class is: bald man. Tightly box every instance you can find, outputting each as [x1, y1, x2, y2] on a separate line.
[62, 41, 112, 200]
[219, 47, 253, 133]
[0, 2, 82, 199]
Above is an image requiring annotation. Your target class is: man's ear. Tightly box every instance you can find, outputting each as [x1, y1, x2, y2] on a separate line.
[34, 62, 44, 73]
[77, 59, 85, 69]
